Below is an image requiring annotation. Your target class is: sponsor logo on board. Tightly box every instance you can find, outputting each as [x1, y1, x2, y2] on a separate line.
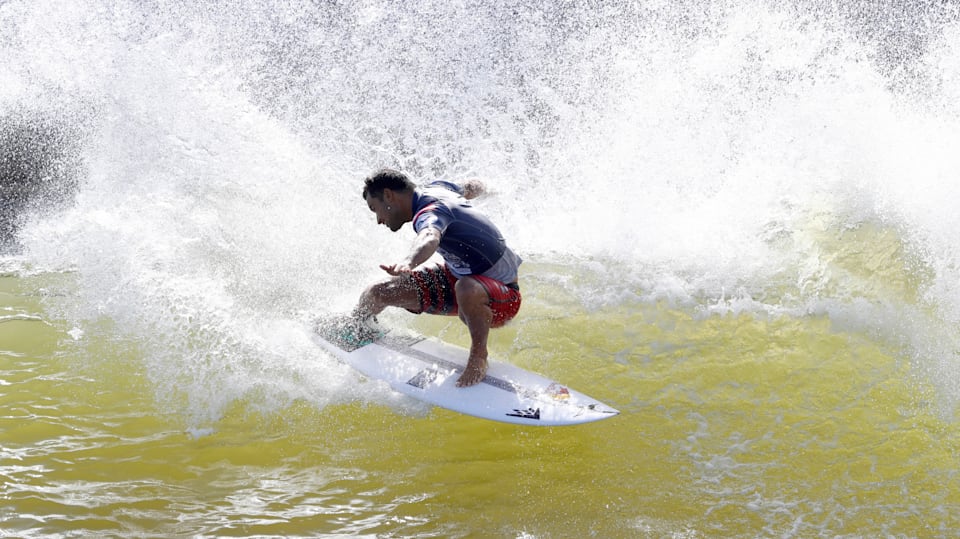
[406, 368, 440, 389]
[546, 383, 571, 401]
[507, 407, 541, 420]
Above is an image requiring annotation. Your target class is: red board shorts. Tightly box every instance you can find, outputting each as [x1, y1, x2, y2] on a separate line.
[406, 264, 521, 328]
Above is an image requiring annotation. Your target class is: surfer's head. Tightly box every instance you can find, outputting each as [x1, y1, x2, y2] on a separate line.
[362, 168, 415, 232]
[362, 168, 415, 201]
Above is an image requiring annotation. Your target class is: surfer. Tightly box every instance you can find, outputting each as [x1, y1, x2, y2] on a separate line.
[350, 168, 522, 387]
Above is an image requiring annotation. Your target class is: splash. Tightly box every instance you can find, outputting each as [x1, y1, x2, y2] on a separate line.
[3, 0, 960, 424]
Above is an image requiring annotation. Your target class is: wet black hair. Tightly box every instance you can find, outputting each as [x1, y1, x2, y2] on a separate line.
[362, 168, 415, 200]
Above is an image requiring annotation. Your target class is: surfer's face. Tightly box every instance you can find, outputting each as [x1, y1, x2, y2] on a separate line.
[366, 193, 403, 232]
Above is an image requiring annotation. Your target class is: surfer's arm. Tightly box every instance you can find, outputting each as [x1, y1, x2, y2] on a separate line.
[380, 226, 441, 275]
[428, 179, 486, 199]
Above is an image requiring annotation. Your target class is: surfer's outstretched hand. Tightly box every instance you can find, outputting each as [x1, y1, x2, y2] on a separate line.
[457, 355, 488, 387]
[380, 263, 413, 276]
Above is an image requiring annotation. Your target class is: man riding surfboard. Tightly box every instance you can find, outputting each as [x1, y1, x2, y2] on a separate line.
[347, 168, 522, 387]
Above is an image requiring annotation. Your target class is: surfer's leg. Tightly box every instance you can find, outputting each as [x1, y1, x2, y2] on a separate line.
[354, 275, 421, 319]
[453, 276, 493, 387]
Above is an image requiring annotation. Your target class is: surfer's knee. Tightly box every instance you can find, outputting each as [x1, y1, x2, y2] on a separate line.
[455, 278, 493, 331]
[363, 276, 419, 312]
[454, 276, 489, 307]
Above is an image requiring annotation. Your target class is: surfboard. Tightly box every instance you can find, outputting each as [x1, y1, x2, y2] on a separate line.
[312, 323, 619, 426]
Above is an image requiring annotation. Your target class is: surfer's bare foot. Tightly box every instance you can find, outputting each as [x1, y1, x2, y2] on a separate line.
[456, 355, 488, 387]
[316, 314, 382, 346]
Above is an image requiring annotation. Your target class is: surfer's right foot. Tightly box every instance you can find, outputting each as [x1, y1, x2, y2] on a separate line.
[456, 355, 488, 387]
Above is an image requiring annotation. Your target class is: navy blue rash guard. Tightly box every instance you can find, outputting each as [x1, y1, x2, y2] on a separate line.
[411, 182, 522, 284]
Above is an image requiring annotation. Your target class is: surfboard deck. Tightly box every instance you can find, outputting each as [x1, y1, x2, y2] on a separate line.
[313, 322, 619, 426]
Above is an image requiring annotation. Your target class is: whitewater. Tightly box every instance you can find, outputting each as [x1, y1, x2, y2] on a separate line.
[2, 1, 960, 536]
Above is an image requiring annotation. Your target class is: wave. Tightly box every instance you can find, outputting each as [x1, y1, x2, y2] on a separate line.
[3, 0, 959, 424]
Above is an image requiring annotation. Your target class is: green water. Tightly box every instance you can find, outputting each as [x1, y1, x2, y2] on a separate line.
[3, 257, 959, 538]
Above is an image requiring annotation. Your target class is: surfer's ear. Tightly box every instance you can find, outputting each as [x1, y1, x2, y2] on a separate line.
[382, 188, 399, 206]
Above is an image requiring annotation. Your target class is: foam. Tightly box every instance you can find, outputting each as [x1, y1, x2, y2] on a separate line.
[4, 0, 959, 424]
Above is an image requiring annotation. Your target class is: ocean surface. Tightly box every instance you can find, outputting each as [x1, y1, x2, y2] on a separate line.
[3, 1, 960, 537]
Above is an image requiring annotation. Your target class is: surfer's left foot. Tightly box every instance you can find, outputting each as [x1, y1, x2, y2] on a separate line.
[456, 356, 488, 387]
[317, 314, 383, 346]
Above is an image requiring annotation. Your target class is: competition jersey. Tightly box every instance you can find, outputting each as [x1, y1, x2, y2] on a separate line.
[411, 182, 522, 283]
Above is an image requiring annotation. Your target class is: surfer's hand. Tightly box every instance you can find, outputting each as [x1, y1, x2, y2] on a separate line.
[462, 179, 486, 200]
[456, 355, 488, 387]
[380, 263, 413, 276]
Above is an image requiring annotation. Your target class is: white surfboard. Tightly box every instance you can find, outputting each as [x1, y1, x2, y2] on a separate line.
[313, 324, 619, 426]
